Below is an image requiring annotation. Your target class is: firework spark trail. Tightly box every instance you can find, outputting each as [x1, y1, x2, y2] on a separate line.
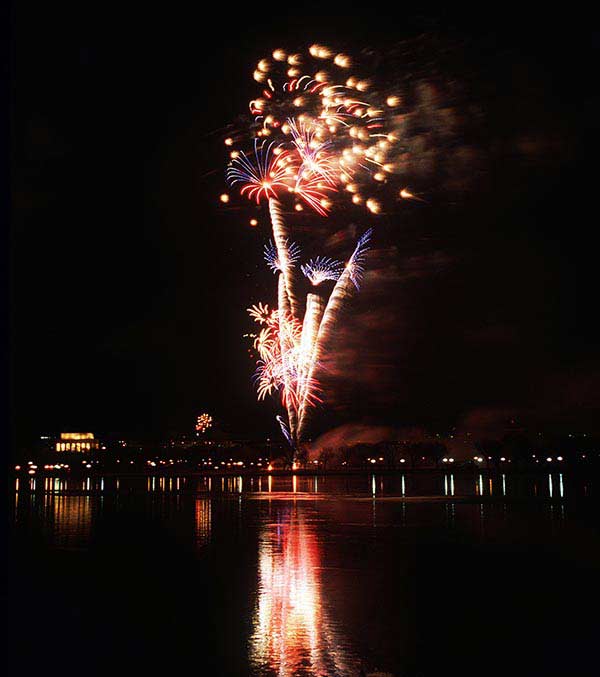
[297, 230, 372, 440]
[277, 265, 291, 319]
[226, 142, 301, 319]
[250, 303, 307, 425]
[276, 415, 293, 447]
[264, 239, 301, 274]
[289, 118, 337, 187]
[269, 198, 299, 319]
[301, 257, 343, 286]
[297, 293, 325, 412]
[278, 276, 299, 442]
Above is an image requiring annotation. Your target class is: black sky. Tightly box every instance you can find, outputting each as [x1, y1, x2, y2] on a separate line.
[9, 4, 600, 447]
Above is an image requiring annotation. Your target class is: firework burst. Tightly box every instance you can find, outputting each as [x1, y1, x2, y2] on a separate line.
[288, 118, 338, 187]
[226, 44, 409, 215]
[249, 305, 321, 411]
[264, 239, 301, 273]
[301, 257, 343, 286]
[226, 139, 295, 204]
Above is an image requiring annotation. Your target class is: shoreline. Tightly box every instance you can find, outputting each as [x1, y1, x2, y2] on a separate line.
[11, 465, 590, 478]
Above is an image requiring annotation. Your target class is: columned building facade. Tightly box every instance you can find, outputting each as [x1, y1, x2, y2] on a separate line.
[55, 432, 99, 452]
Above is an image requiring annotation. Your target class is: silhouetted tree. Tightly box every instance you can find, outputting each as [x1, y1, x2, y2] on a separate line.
[475, 438, 502, 468]
[318, 447, 333, 469]
[500, 432, 531, 467]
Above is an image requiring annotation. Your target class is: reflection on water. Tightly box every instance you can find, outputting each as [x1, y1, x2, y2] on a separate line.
[45, 494, 93, 549]
[195, 498, 211, 548]
[250, 505, 356, 676]
[12, 471, 589, 501]
[10, 469, 599, 677]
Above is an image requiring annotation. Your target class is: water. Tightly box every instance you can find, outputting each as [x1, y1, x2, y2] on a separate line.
[9, 472, 600, 676]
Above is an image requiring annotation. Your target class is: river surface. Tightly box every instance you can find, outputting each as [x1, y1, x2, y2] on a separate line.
[8, 472, 600, 676]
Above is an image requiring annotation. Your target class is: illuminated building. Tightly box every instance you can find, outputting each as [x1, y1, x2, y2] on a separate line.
[55, 432, 99, 452]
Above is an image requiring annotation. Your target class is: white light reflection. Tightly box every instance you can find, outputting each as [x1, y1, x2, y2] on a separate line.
[559, 474, 564, 498]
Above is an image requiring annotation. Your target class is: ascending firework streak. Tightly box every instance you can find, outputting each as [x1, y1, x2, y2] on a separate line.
[296, 293, 325, 411]
[269, 198, 299, 319]
[226, 140, 300, 319]
[247, 229, 370, 450]
[296, 229, 372, 440]
[278, 275, 297, 438]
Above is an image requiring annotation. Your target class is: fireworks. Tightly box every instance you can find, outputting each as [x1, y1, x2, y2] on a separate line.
[249, 305, 321, 410]
[296, 230, 372, 441]
[288, 118, 337, 187]
[399, 187, 426, 202]
[226, 139, 294, 204]
[345, 228, 373, 290]
[225, 44, 410, 215]
[225, 45, 401, 458]
[196, 413, 213, 434]
[301, 257, 343, 286]
[264, 239, 301, 274]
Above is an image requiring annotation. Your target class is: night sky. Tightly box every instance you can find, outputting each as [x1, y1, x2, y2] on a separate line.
[9, 5, 600, 447]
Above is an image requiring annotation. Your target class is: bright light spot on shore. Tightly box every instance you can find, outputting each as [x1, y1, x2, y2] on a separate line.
[220, 193, 230, 203]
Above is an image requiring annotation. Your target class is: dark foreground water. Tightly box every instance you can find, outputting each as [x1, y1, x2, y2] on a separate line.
[8, 472, 600, 676]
